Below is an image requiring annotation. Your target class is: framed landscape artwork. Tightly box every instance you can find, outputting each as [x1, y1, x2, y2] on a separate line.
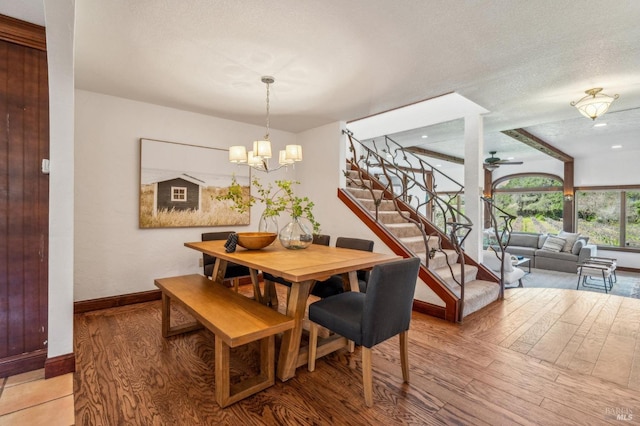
[139, 138, 251, 228]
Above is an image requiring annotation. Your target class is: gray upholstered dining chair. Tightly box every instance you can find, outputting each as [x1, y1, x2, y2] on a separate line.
[201, 232, 251, 292]
[311, 236, 374, 298]
[307, 257, 420, 407]
[262, 234, 331, 307]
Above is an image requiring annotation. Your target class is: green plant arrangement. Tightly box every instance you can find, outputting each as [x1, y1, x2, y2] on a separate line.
[217, 176, 321, 233]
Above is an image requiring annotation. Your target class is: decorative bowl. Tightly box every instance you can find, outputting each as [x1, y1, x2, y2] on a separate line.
[236, 232, 277, 250]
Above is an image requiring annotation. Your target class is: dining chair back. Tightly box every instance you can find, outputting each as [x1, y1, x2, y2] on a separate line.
[307, 257, 420, 406]
[201, 232, 251, 292]
[335, 236, 374, 252]
[311, 237, 374, 297]
[312, 234, 331, 246]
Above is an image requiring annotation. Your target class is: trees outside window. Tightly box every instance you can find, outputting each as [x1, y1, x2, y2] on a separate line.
[493, 175, 563, 234]
[576, 191, 620, 246]
[576, 189, 640, 248]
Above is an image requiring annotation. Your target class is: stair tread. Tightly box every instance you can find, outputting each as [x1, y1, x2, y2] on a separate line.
[455, 279, 501, 317]
[416, 250, 457, 258]
[399, 235, 438, 242]
[433, 264, 478, 278]
[447, 279, 501, 297]
[354, 197, 393, 201]
[387, 223, 415, 228]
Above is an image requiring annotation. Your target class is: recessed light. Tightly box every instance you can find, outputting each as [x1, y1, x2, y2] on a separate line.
[612, 145, 622, 149]
[436, 164, 442, 167]
[593, 123, 607, 128]
[507, 157, 515, 160]
[421, 135, 428, 139]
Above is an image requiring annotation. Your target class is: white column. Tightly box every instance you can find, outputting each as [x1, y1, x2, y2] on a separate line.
[463, 114, 484, 262]
[45, 0, 75, 359]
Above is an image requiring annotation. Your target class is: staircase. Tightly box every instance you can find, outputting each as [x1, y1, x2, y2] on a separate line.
[340, 132, 502, 322]
[344, 171, 500, 321]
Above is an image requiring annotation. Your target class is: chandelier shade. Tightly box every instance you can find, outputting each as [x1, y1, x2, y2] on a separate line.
[253, 140, 272, 159]
[285, 144, 303, 162]
[247, 151, 262, 167]
[571, 88, 619, 120]
[228, 145, 248, 163]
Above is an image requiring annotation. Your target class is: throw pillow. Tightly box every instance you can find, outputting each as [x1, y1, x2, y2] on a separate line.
[538, 234, 548, 249]
[541, 235, 566, 252]
[571, 239, 586, 255]
[558, 231, 580, 252]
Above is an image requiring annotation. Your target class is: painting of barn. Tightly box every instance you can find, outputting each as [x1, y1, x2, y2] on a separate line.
[139, 138, 251, 228]
[154, 174, 203, 213]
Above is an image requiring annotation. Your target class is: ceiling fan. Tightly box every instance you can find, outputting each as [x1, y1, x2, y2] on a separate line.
[483, 151, 523, 170]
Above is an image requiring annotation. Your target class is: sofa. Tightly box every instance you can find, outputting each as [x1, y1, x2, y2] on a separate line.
[492, 231, 597, 273]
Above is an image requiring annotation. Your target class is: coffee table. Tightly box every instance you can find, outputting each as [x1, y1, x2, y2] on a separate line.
[512, 257, 531, 274]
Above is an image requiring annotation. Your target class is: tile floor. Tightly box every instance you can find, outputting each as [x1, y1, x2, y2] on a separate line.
[0, 369, 74, 425]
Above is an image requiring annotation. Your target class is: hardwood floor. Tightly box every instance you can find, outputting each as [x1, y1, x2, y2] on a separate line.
[74, 285, 640, 425]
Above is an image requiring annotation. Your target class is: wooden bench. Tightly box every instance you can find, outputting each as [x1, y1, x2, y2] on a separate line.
[154, 274, 295, 407]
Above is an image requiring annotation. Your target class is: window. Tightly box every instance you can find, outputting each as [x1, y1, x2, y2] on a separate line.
[576, 189, 640, 248]
[492, 175, 563, 234]
[626, 191, 640, 248]
[171, 186, 187, 202]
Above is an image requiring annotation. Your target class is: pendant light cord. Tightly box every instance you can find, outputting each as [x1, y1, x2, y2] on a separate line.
[265, 81, 270, 140]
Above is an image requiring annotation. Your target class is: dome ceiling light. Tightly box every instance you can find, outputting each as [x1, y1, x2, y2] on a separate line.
[570, 88, 619, 121]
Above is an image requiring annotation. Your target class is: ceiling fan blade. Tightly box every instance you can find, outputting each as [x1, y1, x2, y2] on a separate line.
[496, 160, 523, 165]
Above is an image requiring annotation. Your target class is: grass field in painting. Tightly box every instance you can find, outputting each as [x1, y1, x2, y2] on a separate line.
[139, 185, 250, 228]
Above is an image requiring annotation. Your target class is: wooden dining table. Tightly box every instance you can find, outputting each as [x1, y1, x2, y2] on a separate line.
[184, 239, 400, 381]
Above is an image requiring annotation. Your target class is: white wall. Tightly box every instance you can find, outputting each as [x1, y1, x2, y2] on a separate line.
[45, 0, 75, 359]
[74, 90, 297, 301]
[575, 148, 640, 186]
[295, 122, 383, 244]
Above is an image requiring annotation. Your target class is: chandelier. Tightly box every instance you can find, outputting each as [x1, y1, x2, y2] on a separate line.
[228, 76, 302, 172]
[570, 88, 619, 120]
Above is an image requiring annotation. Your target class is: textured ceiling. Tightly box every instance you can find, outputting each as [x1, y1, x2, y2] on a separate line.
[4, 0, 640, 164]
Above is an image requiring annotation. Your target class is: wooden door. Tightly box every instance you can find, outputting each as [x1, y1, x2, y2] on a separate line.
[0, 16, 49, 376]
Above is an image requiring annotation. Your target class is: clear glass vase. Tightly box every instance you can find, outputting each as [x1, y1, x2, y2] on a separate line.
[279, 216, 313, 249]
[258, 210, 278, 234]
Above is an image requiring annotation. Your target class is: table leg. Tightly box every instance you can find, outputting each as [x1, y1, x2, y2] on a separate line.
[212, 259, 228, 285]
[277, 279, 312, 381]
[249, 268, 263, 304]
[263, 279, 279, 309]
[161, 293, 171, 338]
[347, 270, 359, 292]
